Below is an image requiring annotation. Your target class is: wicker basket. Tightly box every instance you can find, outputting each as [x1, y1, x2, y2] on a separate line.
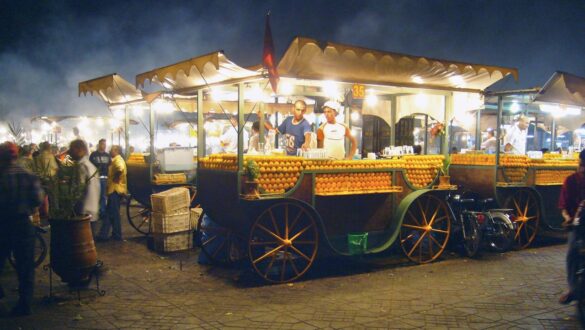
[151, 187, 190, 213]
[152, 208, 191, 234]
[153, 231, 193, 253]
[190, 208, 203, 230]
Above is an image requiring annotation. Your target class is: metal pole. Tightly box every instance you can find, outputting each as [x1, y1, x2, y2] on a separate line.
[149, 104, 155, 181]
[495, 96, 503, 166]
[197, 89, 204, 159]
[237, 83, 244, 172]
[475, 108, 481, 150]
[390, 96, 397, 147]
[259, 102, 265, 145]
[124, 105, 130, 158]
[424, 115, 429, 155]
[443, 92, 453, 155]
[551, 117, 556, 151]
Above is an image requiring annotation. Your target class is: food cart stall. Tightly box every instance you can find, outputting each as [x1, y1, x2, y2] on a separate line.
[136, 36, 517, 282]
[79, 74, 198, 234]
[450, 71, 585, 248]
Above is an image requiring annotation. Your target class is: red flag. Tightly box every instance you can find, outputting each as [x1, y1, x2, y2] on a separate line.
[263, 12, 279, 94]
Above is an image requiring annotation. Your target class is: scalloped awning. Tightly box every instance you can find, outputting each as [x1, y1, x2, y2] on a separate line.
[79, 74, 143, 104]
[534, 71, 585, 107]
[135, 51, 261, 90]
[277, 37, 518, 92]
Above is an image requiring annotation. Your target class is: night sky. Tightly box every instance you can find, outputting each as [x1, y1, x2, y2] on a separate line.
[1, 0, 584, 120]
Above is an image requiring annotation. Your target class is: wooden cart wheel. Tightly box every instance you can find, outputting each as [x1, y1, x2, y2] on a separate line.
[126, 195, 151, 235]
[249, 202, 319, 283]
[196, 213, 243, 265]
[505, 189, 540, 249]
[399, 194, 451, 264]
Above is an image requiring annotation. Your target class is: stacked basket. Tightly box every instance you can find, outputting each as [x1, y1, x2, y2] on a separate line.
[150, 187, 192, 253]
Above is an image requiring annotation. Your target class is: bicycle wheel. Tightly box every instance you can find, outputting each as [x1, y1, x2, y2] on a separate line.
[9, 230, 47, 269]
[487, 213, 515, 253]
[462, 215, 481, 257]
[126, 195, 151, 235]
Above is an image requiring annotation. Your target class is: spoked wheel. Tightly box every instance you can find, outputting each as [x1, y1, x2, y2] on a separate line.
[400, 194, 452, 264]
[9, 230, 47, 269]
[196, 213, 243, 265]
[462, 216, 481, 258]
[126, 195, 151, 235]
[249, 202, 319, 283]
[505, 189, 540, 249]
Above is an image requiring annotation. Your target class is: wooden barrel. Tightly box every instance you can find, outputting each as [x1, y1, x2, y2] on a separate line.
[49, 215, 97, 286]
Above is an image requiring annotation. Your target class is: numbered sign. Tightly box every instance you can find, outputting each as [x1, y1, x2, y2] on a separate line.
[352, 84, 365, 99]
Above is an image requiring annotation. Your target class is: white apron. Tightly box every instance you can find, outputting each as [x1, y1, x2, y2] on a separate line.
[322, 123, 346, 159]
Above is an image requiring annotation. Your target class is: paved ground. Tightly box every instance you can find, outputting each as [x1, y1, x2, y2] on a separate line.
[0, 218, 580, 329]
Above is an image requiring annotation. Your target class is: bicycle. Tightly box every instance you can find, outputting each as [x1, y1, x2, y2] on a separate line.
[9, 225, 48, 269]
[448, 195, 516, 257]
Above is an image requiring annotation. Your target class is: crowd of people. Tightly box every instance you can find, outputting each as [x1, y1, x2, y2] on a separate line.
[0, 137, 127, 316]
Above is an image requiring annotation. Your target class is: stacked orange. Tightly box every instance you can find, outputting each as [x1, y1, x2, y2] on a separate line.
[402, 155, 444, 188]
[451, 154, 496, 165]
[535, 169, 575, 185]
[315, 172, 401, 194]
[127, 153, 146, 164]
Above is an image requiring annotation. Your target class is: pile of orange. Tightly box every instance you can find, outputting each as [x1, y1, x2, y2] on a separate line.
[198, 154, 238, 171]
[127, 153, 146, 165]
[402, 155, 444, 188]
[499, 155, 528, 167]
[303, 159, 405, 170]
[315, 172, 401, 194]
[535, 169, 575, 185]
[451, 154, 496, 165]
[529, 158, 578, 168]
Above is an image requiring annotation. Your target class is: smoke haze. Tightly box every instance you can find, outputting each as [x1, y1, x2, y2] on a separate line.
[1, 0, 584, 121]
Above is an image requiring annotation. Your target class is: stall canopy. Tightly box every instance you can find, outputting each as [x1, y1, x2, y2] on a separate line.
[534, 71, 585, 108]
[135, 51, 262, 91]
[277, 37, 518, 92]
[79, 73, 143, 104]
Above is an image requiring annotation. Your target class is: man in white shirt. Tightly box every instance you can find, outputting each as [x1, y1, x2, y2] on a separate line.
[220, 116, 249, 153]
[504, 116, 529, 154]
[317, 101, 357, 160]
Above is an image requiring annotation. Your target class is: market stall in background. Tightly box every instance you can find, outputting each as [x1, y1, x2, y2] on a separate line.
[135, 36, 517, 282]
[450, 71, 585, 247]
[79, 74, 200, 237]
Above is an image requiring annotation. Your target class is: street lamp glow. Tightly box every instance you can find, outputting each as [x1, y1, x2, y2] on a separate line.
[96, 118, 104, 126]
[415, 93, 428, 108]
[449, 75, 465, 87]
[510, 101, 520, 113]
[279, 81, 294, 95]
[412, 76, 424, 84]
[351, 111, 360, 122]
[210, 87, 222, 101]
[247, 85, 266, 102]
[132, 106, 143, 117]
[323, 80, 340, 100]
[365, 92, 378, 106]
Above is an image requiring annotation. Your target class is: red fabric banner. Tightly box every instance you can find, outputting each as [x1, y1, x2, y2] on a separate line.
[263, 13, 279, 94]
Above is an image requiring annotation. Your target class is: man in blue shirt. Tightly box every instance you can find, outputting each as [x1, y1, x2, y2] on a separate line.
[264, 100, 312, 156]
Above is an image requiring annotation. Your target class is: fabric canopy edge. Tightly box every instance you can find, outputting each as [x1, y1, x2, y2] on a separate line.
[135, 51, 223, 88]
[284, 36, 519, 82]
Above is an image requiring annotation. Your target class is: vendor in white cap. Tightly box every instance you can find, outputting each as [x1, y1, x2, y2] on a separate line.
[317, 101, 357, 160]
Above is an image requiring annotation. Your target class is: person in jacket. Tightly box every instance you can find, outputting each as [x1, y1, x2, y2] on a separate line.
[89, 139, 111, 225]
[558, 149, 585, 304]
[0, 142, 44, 316]
[69, 139, 100, 235]
[98, 145, 127, 241]
[33, 141, 58, 177]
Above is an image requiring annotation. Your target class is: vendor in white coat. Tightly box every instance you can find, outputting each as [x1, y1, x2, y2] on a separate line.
[504, 115, 530, 154]
[317, 101, 357, 160]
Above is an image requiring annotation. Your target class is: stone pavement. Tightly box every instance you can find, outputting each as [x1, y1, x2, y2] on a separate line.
[0, 220, 580, 329]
